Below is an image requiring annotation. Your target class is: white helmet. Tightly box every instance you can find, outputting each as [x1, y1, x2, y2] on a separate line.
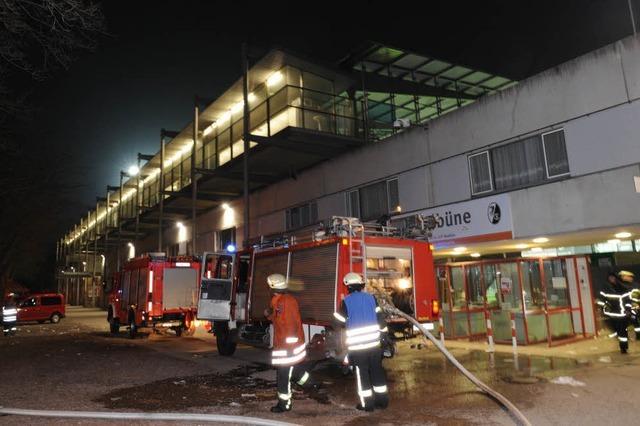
[267, 273, 287, 290]
[343, 272, 365, 286]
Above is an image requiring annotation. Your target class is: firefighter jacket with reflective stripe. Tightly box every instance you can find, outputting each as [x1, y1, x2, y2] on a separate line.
[599, 282, 635, 318]
[267, 292, 306, 365]
[336, 291, 384, 351]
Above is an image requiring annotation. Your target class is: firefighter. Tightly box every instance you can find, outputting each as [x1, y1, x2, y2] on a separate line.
[333, 272, 389, 411]
[2, 299, 18, 336]
[618, 271, 640, 339]
[598, 271, 636, 353]
[264, 273, 313, 413]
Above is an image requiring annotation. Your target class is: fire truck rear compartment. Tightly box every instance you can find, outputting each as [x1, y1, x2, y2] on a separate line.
[162, 268, 198, 310]
[249, 243, 339, 324]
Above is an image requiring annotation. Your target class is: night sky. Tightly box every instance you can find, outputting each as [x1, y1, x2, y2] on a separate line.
[14, 0, 640, 285]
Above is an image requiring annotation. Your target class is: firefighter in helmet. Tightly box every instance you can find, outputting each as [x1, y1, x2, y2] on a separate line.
[333, 272, 389, 411]
[264, 273, 313, 413]
[598, 271, 638, 353]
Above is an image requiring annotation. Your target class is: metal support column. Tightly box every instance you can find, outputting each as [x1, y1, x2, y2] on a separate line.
[158, 129, 165, 252]
[192, 100, 199, 255]
[117, 172, 124, 271]
[241, 43, 250, 247]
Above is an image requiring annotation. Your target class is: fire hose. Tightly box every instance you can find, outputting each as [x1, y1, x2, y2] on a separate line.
[0, 407, 298, 425]
[382, 304, 532, 426]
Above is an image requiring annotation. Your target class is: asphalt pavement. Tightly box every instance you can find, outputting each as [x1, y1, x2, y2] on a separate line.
[1, 306, 639, 425]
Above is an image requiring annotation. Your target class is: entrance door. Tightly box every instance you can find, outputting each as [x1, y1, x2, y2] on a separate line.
[576, 257, 596, 335]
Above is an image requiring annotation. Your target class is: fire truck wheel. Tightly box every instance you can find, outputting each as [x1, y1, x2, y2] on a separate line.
[50, 313, 61, 324]
[213, 321, 237, 356]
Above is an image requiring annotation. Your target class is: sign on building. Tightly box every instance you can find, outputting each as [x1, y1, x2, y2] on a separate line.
[402, 194, 513, 248]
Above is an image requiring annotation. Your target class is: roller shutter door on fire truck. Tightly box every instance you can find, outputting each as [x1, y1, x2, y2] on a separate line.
[250, 243, 338, 324]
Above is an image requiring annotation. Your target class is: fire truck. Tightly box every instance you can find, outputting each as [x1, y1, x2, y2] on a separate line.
[107, 253, 201, 338]
[197, 216, 438, 358]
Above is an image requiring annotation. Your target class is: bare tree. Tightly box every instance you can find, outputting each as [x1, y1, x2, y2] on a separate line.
[0, 0, 105, 294]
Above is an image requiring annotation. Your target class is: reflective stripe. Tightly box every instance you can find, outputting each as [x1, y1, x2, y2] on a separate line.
[600, 291, 623, 299]
[4, 316, 16, 322]
[375, 306, 382, 313]
[278, 392, 291, 401]
[355, 367, 365, 407]
[619, 337, 629, 342]
[625, 304, 633, 308]
[333, 312, 347, 322]
[596, 301, 605, 306]
[635, 328, 640, 332]
[346, 331, 380, 345]
[346, 324, 380, 336]
[603, 309, 626, 317]
[285, 337, 299, 343]
[272, 350, 307, 365]
[297, 372, 310, 386]
[272, 350, 287, 357]
[343, 354, 349, 365]
[348, 341, 380, 351]
[380, 326, 389, 333]
[609, 332, 618, 338]
[2, 308, 17, 315]
[293, 343, 306, 355]
[373, 385, 388, 393]
[359, 389, 373, 397]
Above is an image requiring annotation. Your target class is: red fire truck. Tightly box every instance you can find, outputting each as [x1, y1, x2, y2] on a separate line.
[197, 216, 437, 358]
[107, 253, 200, 338]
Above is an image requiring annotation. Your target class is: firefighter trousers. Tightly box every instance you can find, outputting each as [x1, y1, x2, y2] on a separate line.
[607, 318, 630, 352]
[350, 347, 389, 410]
[275, 362, 312, 409]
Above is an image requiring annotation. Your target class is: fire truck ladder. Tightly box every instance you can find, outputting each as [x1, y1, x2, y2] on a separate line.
[346, 219, 366, 279]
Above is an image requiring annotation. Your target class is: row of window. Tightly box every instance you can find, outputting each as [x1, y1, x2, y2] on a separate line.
[468, 129, 569, 195]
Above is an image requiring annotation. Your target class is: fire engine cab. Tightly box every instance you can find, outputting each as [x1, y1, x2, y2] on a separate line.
[107, 253, 200, 338]
[197, 216, 437, 358]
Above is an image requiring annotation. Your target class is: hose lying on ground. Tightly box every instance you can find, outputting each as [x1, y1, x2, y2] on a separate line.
[382, 304, 532, 426]
[0, 407, 299, 426]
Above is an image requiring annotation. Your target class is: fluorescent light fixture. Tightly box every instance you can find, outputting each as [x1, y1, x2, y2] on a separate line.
[221, 203, 231, 210]
[266, 71, 283, 87]
[453, 246, 467, 253]
[532, 237, 549, 244]
[231, 100, 244, 114]
[615, 232, 632, 239]
[176, 221, 184, 228]
[203, 123, 216, 137]
[530, 247, 543, 252]
[248, 92, 256, 103]
[515, 243, 529, 249]
[175, 262, 191, 267]
[470, 252, 481, 258]
[127, 165, 139, 176]
[398, 278, 412, 289]
[607, 239, 621, 244]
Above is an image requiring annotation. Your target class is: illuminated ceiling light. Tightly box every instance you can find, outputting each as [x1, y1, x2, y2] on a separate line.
[607, 239, 621, 244]
[217, 111, 230, 123]
[615, 231, 632, 239]
[203, 123, 216, 137]
[453, 246, 467, 253]
[231, 100, 244, 114]
[266, 70, 283, 87]
[532, 237, 549, 244]
[248, 92, 256, 103]
[395, 205, 402, 212]
[176, 221, 184, 229]
[127, 165, 139, 176]
[221, 203, 231, 210]
[470, 252, 481, 258]
[515, 243, 529, 249]
[530, 247, 543, 252]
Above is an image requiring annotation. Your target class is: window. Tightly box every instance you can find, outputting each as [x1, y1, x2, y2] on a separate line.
[468, 129, 569, 195]
[285, 202, 318, 230]
[217, 227, 236, 251]
[492, 135, 545, 190]
[468, 151, 493, 195]
[345, 178, 400, 220]
[41, 296, 61, 306]
[20, 297, 36, 308]
[542, 129, 569, 178]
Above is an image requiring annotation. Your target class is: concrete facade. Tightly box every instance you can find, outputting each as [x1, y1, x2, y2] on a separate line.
[138, 34, 640, 253]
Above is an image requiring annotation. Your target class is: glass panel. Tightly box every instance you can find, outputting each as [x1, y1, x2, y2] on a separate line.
[543, 259, 570, 308]
[521, 261, 544, 310]
[492, 135, 545, 190]
[387, 179, 399, 212]
[469, 152, 492, 194]
[359, 180, 388, 220]
[483, 264, 500, 309]
[543, 130, 569, 177]
[466, 265, 484, 309]
[366, 246, 413, 316]
[286, 66, 302, 87]
[450, 266, 466, 310]
[496, 263, 521, 309]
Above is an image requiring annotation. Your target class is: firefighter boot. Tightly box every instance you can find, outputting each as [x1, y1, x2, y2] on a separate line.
[374, 392, 389, 409]
[270, 400, 291, 413]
